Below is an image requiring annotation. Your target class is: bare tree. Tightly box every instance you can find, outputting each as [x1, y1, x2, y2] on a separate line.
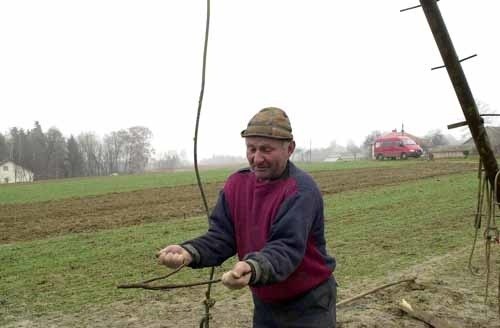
[125, 126, 153, 173]
[362, 130, 382, 158]
[458, 100, 498, 140]
[346, 140, 361, 160]
[155, 151, 182, 170]
[103, 130, 128, 174]
[425, 129, 449, 148]
[292, 147, 306, 162]
[78, 132, 102, 176]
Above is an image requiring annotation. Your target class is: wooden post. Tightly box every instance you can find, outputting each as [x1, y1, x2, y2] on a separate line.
[419, 0, 499, 196]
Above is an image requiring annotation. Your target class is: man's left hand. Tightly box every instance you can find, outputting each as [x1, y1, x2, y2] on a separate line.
[221, 261, 251, 290]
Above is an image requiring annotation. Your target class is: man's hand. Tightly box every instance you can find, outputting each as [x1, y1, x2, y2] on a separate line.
[221, 261, 252, 290]
[157, 245, 192, 269]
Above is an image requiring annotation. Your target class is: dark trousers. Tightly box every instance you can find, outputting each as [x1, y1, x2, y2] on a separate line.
[252, 277, 336, 328]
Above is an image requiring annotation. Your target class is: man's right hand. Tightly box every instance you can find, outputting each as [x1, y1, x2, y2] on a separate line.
[157, 245, 192, 269]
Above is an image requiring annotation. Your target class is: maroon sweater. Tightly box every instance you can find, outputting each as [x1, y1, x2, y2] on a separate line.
[185, 162, 335, 302]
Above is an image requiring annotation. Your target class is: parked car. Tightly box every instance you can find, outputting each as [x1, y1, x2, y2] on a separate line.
[374, 135, 423, 160]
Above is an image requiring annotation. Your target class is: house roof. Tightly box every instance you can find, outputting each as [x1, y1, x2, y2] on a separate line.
[428, 126, 500, 153]
[429, 144, 472, 153]
[463, 126, 500, 146]
[0, 160, 33, 173]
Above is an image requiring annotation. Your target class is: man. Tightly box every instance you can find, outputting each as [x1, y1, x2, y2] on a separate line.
[158, 107, 336, 327]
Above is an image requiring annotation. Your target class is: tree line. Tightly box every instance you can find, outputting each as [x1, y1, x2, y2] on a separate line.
[0, 122, 153, 180]
[0, 121, 465, 180]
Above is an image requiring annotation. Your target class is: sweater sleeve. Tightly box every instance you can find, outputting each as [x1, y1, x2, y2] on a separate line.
[244, 189, 321, 285]
[182, 190, 236, 268]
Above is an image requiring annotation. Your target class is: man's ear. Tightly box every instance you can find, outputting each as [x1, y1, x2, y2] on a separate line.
[288, 140, 296, 155]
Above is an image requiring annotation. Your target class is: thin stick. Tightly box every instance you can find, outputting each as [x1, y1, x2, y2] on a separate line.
[336, 277, 416, 307]
[139, 263, 187, 285]
[118, 278, 222, 290]
[117, 270, 251, 290]
[193, 1, 214, 326]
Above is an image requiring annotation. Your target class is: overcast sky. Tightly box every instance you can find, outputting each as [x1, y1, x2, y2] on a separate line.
[1, 1, 499, 160]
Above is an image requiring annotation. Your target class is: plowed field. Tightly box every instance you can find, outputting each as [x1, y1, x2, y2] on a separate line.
[0, 161, 476, 244]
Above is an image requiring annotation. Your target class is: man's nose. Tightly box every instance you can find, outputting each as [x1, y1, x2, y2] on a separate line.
[253, 151, 265, 164]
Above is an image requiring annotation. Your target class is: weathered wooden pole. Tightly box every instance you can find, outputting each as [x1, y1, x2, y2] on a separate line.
[419, 0, 499, 192]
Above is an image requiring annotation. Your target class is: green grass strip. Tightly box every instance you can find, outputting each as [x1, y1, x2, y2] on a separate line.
[0, 169, 233, 205]
[325, 172, 476, 288]
[0, 217, 216, 324]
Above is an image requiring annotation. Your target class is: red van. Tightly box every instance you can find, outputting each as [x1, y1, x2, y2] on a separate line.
[374, 135, 423, 160]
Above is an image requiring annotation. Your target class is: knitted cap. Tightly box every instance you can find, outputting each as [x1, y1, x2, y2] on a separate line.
[240, 107, 293, 140]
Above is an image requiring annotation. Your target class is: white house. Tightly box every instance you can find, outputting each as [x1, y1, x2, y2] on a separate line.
[0, 161, 34, 184]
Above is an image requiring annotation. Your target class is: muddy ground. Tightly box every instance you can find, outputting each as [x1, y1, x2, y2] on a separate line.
[3, 160, 500, 327]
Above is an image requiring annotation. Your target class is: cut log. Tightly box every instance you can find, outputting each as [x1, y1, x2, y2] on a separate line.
[398, 299, 457, 328]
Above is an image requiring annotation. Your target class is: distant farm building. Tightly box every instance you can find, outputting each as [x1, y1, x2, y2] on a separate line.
[323, 154, 358, 162]
[0, 161, 34, 184]
[463, 126, 500, 154]
[429, 127, 500, 159]
[428, 145, 471, 159]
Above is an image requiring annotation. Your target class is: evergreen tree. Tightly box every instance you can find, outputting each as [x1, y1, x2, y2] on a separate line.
[29, 121, 48, 179]
[66, 135, 84, 177]
[46, 127, 67, 178]
[0, 133, 9, 162]
[9, 128, 29, 167]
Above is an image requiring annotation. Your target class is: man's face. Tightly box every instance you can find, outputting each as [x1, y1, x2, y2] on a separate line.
[245, 137, 295, 181]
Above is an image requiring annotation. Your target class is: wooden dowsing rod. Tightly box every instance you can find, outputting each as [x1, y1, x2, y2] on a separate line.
[419, 0, 499, 196]
[193, 0, 215, 327]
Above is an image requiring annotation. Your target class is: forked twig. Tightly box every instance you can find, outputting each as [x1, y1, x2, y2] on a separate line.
[117, 267, 250, 291]
[118, 278, 222, 290]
